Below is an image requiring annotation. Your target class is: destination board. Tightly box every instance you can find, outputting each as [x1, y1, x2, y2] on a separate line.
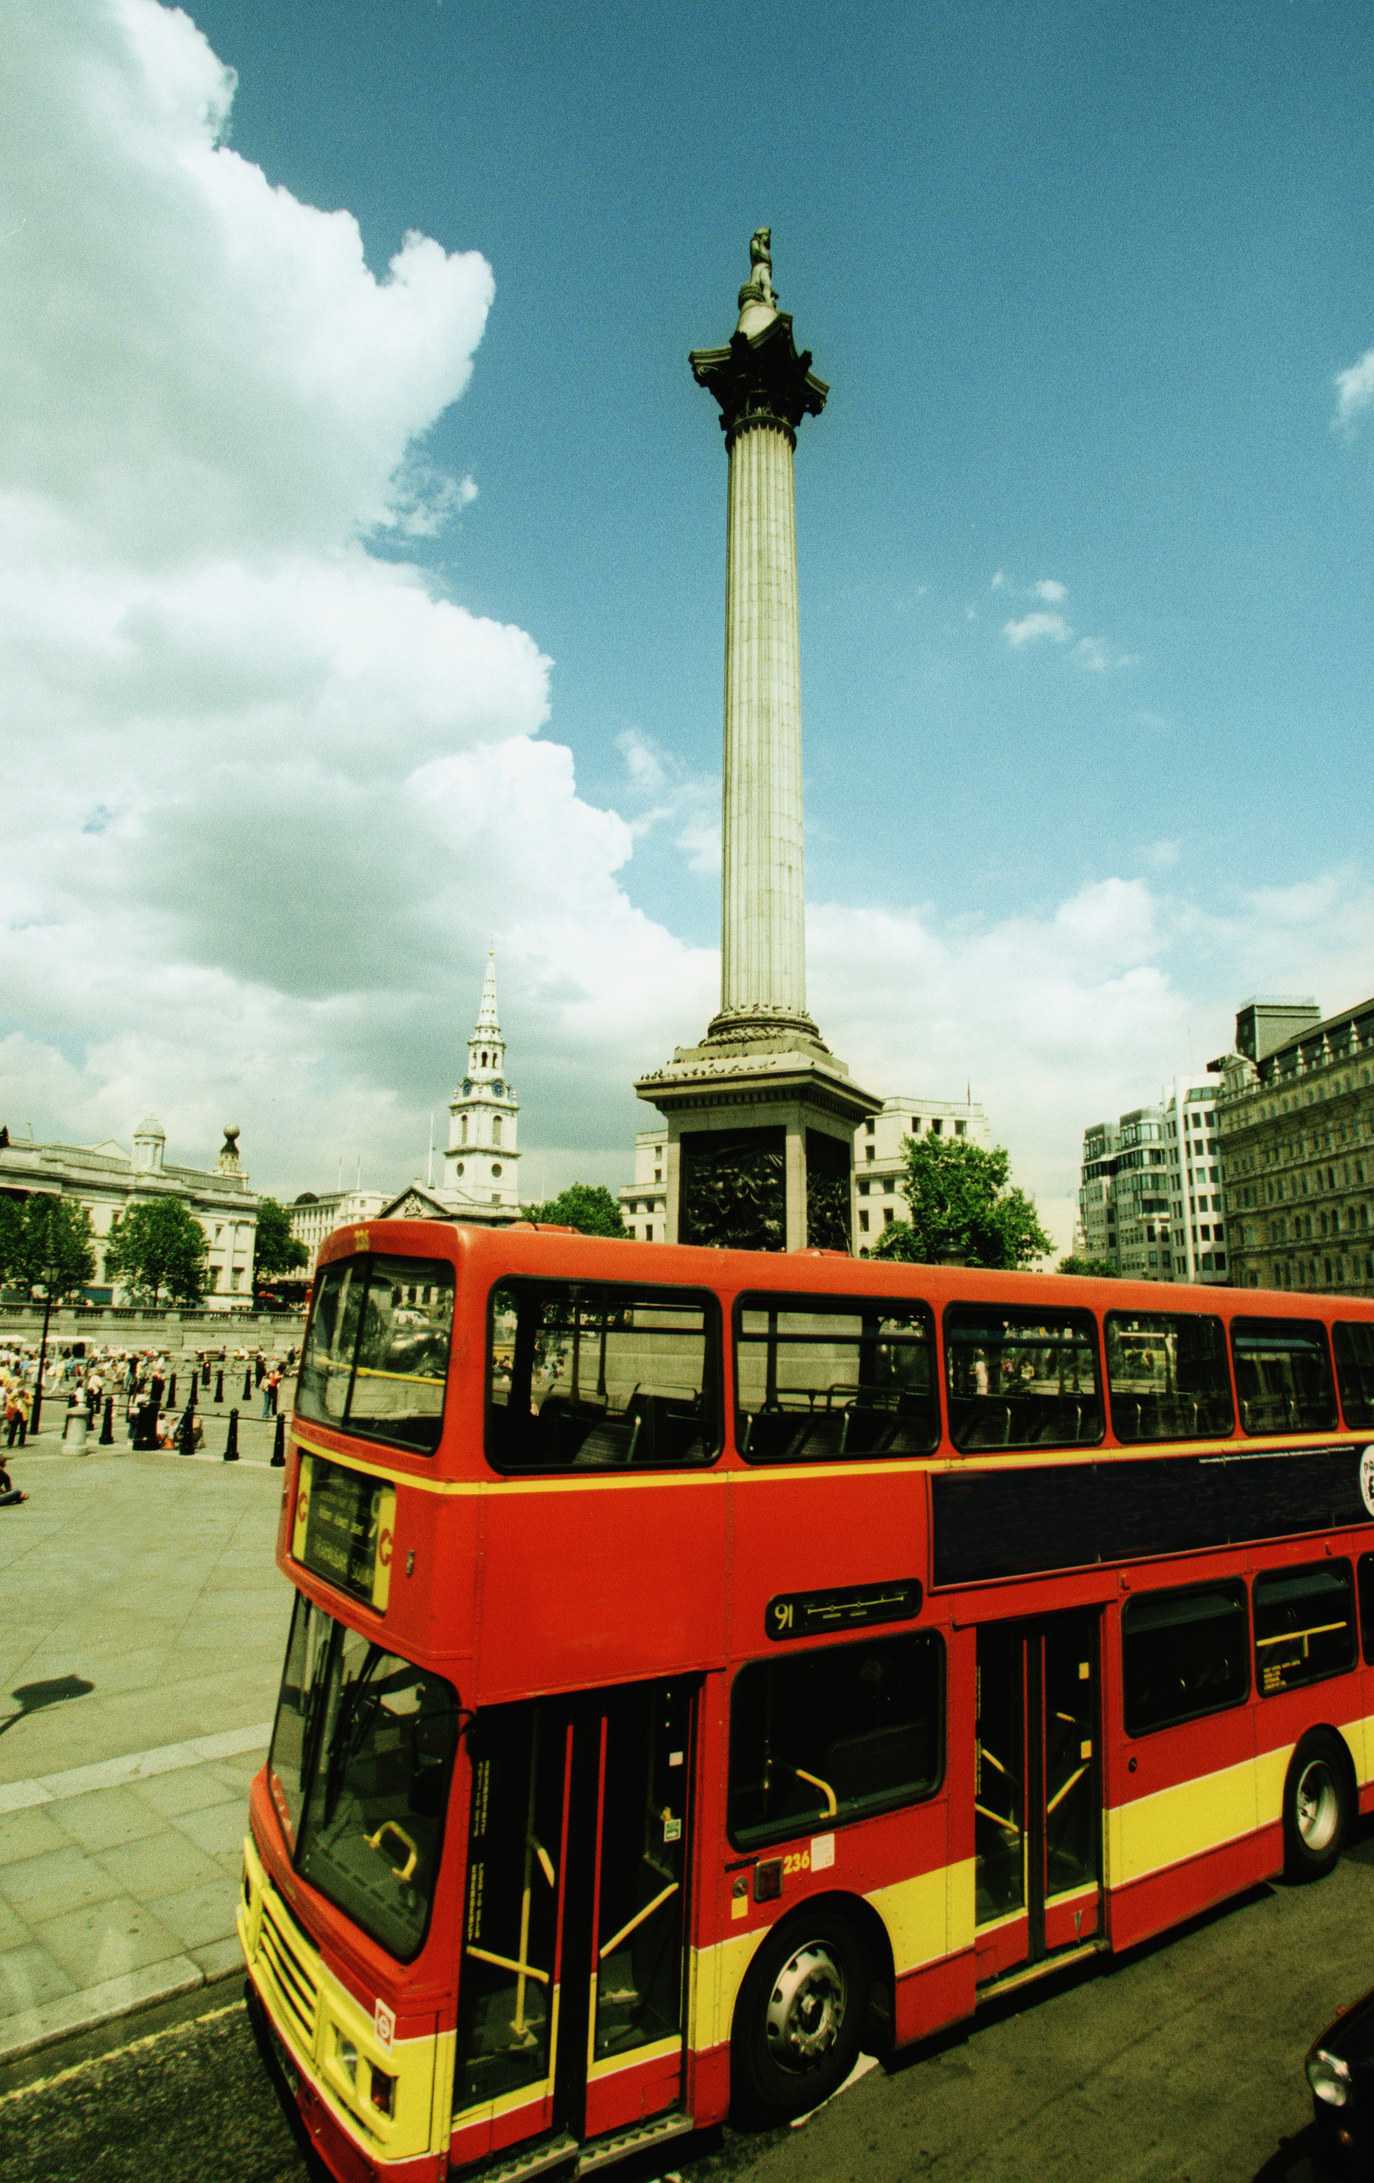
[291, 1453, 395, 1611]
[765, 1578, 923, 1641]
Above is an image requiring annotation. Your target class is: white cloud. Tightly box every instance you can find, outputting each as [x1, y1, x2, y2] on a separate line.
[1003, 610, 1074, 648]
[1033, 578, 1068, 604]
[1334, 347, 1374, 434]
[990, 568, 1006, 590]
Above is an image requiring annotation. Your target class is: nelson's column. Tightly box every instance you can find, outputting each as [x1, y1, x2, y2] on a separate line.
[636, 230, 881, 1250]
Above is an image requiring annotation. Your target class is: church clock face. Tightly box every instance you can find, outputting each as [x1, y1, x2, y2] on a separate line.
[493, 1080, 504, 1096]
[462, 1078, 472, 1095]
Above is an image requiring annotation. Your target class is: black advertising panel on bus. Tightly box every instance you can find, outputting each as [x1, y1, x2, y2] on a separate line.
[932, 1445, 1373, 1587]
[1333, 1322, 1374, 1429]
[765, 1579, 924, 1642]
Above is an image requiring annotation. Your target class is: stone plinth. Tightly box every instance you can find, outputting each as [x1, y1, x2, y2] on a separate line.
[635, 1037, 881, 1253]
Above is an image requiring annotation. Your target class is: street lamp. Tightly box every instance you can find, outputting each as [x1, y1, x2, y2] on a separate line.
[30, 1200, 64, 1437]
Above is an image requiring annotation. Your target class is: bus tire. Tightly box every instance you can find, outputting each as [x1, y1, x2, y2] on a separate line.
[1282, 1730, 1353, 1883]
[730, 1908, 870, 2127]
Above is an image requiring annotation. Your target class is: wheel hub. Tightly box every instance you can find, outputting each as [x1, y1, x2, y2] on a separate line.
[765, 1942, 847, 2073]
[1296, 1759, 1339, 1852]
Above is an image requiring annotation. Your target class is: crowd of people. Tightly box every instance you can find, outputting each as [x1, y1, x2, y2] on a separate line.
[0, 1338, 298, 1483]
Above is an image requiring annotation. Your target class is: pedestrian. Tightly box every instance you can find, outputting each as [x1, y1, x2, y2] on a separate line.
[261, 1372, 274, 1419]
[0, 1456, 27, 1507]
[10, 1385, 30, 1449]
[3, 1382, 18, 1450]
[267, 1366, 281, 1417]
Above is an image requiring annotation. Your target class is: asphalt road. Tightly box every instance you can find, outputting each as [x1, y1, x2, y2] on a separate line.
[7, 1831, 1374, 2183]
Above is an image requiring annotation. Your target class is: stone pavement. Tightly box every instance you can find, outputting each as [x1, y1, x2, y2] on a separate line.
[0, 1420, 293, 2061]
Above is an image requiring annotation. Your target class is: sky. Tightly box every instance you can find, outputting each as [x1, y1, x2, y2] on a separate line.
[3, 0, 1374, 1252]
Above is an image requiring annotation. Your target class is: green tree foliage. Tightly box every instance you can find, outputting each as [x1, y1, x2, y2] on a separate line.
[524, 1182, 628, 1238]
[104, 1197, 209, 1305]
[253, 1197, 308, 1284]
[1057, 1254, 1118, 1278]
[870, 1136, 1054, 1271]
[0, 1195, 97, 1299]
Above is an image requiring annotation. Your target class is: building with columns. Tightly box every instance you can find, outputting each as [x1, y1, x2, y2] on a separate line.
[635, 231, 882, 1247]
[0, 1118, 259, 1307]
[380, 952, 525, 1228]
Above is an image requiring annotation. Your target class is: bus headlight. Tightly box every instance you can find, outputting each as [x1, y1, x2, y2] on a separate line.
[1308, 2050, 1352, 2107]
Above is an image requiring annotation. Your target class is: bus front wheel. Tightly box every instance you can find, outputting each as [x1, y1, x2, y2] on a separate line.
[1283, 1730, 1354, 1882]
[731, 1909, 870, 2127]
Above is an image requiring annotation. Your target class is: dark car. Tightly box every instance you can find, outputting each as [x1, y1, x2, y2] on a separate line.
[1307, 1984, 1374, 2170]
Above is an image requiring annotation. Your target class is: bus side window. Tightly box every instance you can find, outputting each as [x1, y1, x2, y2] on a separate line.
[733, 1294, 938, 1463]
[1253, 1560, 1357, 1696]
[1359, 1554, 1374, 1665]
[944, 1305, 1102, 1454]
[1333, 1322, 1374, 1430]
[1104, 1311, 1234, 1444]
[1121, 1580, 1249, 1737]
[1230, 1318, 1338, 1437]
[726, 1631, 944, 1849]
[486, 1279, 721, 1473]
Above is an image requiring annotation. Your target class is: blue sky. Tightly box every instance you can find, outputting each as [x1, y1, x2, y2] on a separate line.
[3, 0, 1374, 1248]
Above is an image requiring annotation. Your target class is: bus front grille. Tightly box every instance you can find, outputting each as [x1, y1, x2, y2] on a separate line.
[258, 1895, 319, 2047]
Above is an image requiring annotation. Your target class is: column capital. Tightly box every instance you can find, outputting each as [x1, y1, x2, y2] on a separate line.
[690, 314, 829, 452]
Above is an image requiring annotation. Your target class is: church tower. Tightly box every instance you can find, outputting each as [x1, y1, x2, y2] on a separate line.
[443, 951, 521, 1208]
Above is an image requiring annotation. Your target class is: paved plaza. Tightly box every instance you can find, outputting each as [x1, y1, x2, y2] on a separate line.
[0, 1413, 293, 2061]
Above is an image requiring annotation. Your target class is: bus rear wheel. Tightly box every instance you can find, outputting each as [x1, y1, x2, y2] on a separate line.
[1283, 1731, 1353, 1882]
[731, 1909, 870, 2126]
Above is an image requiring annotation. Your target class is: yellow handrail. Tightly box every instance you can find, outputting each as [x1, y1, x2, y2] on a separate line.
[795, 1767, 838, 1818]
[599, 1882, 679, 1963]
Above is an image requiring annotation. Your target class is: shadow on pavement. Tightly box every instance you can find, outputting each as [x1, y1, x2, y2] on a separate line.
[0, 1673, 94, 1738]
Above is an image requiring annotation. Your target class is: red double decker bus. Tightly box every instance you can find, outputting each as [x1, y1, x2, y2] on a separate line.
[239, 1221, 1374, 2182]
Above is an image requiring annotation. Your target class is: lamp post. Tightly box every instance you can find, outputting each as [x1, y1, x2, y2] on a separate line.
[30, 1204, 62, 1437]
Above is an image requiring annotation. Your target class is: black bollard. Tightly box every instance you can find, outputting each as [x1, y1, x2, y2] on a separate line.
[100, 1396, 114, 1446]
[223, 1408, 239, 1462]
[242, 1366, 252, 1402]
[177, 1402, 196, 1455]
[214, 1369, 224, 1404]
[135, 1400, 156, 1451]
[188, 1374, 197, 1409]
[271, 1413, 286, 1466]
[201, 1359, 210, 1388]
[168, 1372, 177, 1410]
[254, 1355, 265, 1388]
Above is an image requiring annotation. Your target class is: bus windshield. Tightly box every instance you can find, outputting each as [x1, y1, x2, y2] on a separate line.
[268, 1595, 460, 1962]
[297, 1253, 454, 1455]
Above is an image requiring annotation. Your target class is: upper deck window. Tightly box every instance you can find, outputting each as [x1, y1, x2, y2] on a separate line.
[1105, 1312, 1234, 1443]
[734, 1294, 938, 1462]
[487, 1279, 721, 1472]
[1231, 1317, 1337, 1436]
[1333, 1321, 1374, 1429]
[944, 1305, 1102, 1452]
[297, 1254, 453, 1456]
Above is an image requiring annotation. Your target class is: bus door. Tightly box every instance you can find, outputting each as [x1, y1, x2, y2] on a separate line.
[452, 1679, 695, 2165]
[974, 1609, 1102, 1984]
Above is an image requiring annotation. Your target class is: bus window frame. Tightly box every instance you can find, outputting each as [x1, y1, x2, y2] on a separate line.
[1229, 1315, 1340, 1438]
[725, 1627, 947, 1852]
[1120, 1577, 1251, 1739]
[942, 1301, 1104, 1455]
[295, 1250, 455, 1460]
[483, 1273, 724, 1476]
[1103, 1309, 1236, 1446]
[731, 1289, 941, 1465]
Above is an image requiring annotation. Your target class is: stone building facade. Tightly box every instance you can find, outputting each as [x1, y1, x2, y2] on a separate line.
[854, 1097, 991, 1253]
[0, 1118, 259, 1308]
[1216, 996, 1374, 1295]
[289, 1189, 391, 1278]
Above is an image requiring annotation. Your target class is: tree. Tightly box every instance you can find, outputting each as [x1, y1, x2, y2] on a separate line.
[104, 1197, 209, 1305]
[1057, 1254, 1118, 1279]
[253, 1198, 308, 1285]
[870, 1136, 1053, 1271]
[0, 1195, 96, 1299]
[524, 1183, 628, 1239]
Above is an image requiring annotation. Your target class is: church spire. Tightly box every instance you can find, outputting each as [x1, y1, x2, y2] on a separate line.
[475, 943, 500, 1035]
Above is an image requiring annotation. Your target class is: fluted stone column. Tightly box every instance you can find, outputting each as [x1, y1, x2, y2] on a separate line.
[635, 232, 880, 1251]
[720, 418, 808, 1028]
